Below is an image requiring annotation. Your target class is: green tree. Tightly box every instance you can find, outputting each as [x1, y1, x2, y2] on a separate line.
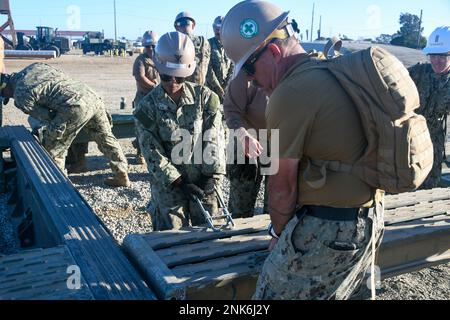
[390, 13, 427, 49]
[376, 34, 393, 44]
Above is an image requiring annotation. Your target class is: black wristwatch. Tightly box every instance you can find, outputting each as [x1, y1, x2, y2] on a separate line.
[268, 223, 280, 239]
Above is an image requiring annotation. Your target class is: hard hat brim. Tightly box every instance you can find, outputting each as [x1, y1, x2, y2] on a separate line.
[423, 46, 450, 54]
[154, 59, 197, 78]
[232, 11, 290, 79]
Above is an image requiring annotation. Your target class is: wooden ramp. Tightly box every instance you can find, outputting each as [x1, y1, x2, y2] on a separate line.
[0, 126, 156, 300]
[124, 189, 450, 300]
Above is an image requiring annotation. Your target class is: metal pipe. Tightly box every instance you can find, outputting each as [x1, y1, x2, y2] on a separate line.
[4, 50, 56, 59]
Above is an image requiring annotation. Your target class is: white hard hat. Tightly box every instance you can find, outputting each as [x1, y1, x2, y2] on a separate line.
[423, 26, 450, 54]
[154, 32, 196, 78]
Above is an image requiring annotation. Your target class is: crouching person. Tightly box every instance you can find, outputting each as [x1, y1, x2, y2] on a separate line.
[134, 32, 226, 231]
[0, 63, 130, 187]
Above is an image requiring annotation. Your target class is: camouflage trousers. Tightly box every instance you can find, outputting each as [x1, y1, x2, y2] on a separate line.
[29, 117, 89, 167]
[133, 91, 148, 157]
[253, 201, 385, 300]
[147, 177, 223, 231]
[419, 131, 446, 189]
[37, 107, 128, 174]
[227, 163, 269, 218]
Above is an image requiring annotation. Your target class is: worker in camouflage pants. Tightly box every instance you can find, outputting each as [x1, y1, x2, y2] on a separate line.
[174, 12, 211, 86]
[224, 70, 269, 218]
[206, 16, 234, 103]
[409, 26, 450, 189]
[0, 62, 130, 187]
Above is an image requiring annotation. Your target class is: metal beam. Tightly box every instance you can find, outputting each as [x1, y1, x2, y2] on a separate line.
[5, 50, 56, 59]
[0, 126, 157, 300]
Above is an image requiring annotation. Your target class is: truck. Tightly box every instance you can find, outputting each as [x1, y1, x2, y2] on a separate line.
[82, 32, 133, 56]
[15, 26, 70, 57]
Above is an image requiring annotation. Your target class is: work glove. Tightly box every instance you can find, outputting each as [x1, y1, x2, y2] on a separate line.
[178, 179, 205, 201]
[200, 176, 217, 196]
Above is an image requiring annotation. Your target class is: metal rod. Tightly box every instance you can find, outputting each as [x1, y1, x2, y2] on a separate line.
[4, 50, 56, 59]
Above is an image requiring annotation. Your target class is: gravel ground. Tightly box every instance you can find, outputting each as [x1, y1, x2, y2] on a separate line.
[0, 193, 19, 255]
[2, 50, 450, 300]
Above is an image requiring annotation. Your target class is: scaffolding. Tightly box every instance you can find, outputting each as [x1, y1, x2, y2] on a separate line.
[0, 0, 17, 48]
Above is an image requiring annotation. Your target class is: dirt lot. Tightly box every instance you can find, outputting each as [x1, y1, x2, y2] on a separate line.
[2, 45, 450, 300]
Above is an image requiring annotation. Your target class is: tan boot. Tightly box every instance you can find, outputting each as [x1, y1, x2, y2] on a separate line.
[136, 154, 145, 165]
[104, 172, 131, 188]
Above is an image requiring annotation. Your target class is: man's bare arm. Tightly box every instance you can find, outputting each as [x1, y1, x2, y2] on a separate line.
[135, 69, 157, 91]
[268, 158, 300, 236]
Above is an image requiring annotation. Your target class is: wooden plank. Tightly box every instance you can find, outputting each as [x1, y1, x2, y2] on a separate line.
[146, 215, 270, 250]
[172, 251, 269, 279]
[157, 232, 271, 268]
[0, 126, 156, 300]
[145, 216, 269, 250]
[385, 188, 450, 210]
[385, 199, 450, 225]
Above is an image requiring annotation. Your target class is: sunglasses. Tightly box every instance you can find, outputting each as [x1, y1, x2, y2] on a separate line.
[160, 74, 185, 83]
[145, 45, 155, 49]
[242, 45, 270, 76]
[175, 19, 194, 28]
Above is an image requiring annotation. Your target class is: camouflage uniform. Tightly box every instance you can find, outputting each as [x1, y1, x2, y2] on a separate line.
[227, 142, 269, 218]
[134, 82, 226, 231]
[206, 37, 234, 102]
[224, 71, 270, 218]
[409, 63, 450, 189]
[186, 35, 211, 86]
[133, 53, 160, 158]
[12, 63, 128, 173]
[253, 201, 385, 300]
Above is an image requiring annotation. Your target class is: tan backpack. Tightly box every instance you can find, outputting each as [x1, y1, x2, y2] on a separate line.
[304, 46, 433, 194]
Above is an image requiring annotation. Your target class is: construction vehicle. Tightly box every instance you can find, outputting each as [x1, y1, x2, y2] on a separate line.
[15, 26, 70, 57]
[82, 32, 134, 56]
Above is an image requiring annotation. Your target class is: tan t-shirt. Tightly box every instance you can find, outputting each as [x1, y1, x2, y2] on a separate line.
[224, 70, 268, 131]
[266, 57, 374, 208]
[132, 53, 160, 95]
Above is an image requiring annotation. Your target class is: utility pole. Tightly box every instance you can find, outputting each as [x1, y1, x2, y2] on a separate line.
[114, 0, 117, 42]
[416, 9, 423, 49]
[318, 15, 322, 40]
[310, 3, 315, 41]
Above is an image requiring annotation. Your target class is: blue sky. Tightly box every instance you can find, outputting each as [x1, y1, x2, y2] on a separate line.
[7, 0, 450, 40]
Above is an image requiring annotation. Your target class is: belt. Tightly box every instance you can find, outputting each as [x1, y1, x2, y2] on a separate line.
[296, 205, 368, 222]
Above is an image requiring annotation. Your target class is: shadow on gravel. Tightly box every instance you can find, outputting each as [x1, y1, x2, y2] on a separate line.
[82, 155, 143, 172]
[69, 172, 151, 186]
